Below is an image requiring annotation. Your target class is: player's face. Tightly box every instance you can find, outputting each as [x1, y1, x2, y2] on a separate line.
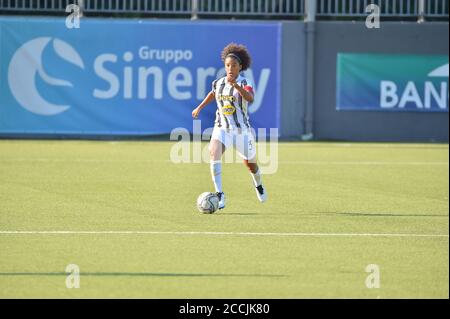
[225, 57, 241, 81]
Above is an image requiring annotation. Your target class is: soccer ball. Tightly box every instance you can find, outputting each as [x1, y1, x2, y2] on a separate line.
[197, 192, 219, 214]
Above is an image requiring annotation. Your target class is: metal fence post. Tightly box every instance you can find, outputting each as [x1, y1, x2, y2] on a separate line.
[191, 0, 199, 20]
[418, 0, 426, 23]
[305, 0, 316, 22]
[303, 0, 316, 140]
[77, 0, 84, 17]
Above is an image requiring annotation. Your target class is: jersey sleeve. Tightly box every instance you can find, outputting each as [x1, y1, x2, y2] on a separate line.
[211, 79, 218, 94]
[241, 79, 254, 95]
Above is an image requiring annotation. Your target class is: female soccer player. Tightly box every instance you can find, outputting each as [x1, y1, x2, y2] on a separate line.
[192, 43, 267, 210]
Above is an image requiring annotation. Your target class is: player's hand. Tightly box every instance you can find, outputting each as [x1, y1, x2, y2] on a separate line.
[192, 107, 201, 119]
[228, 79, 238, 87]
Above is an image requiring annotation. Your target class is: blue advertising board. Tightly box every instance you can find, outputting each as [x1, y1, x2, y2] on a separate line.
[0, 17, 281, 136]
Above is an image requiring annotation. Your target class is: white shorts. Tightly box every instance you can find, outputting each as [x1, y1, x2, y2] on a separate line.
[210, 127, 256, 161]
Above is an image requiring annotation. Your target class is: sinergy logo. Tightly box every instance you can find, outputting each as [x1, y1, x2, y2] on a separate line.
[7, 37, 271, 116]
[8, 37, 85, 116]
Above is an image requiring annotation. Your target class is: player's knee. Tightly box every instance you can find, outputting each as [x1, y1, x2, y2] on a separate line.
[209, 145, 220, 160]
[208, 146, 214, 157]
[209, 149, 217, 160]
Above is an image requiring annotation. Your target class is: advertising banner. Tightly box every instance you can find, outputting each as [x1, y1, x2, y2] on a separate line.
[337, 53, 449, 112]
[0, 17, 281, 136]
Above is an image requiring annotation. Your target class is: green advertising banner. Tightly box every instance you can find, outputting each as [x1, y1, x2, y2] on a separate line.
[337, 53, 449, 112]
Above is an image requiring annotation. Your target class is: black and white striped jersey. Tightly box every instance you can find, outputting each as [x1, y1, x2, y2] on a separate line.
[211, 75, 253, 130]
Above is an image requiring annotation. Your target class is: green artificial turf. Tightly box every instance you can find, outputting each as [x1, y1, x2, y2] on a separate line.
[0, 140, 448, 298]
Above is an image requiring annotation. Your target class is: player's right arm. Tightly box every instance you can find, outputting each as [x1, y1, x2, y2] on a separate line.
[192, 91, 215, 119]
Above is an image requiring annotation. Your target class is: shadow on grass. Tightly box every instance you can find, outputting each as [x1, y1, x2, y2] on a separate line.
[220, 213, 259, 216]
[319, 212, 448, 218]
[0, 272, 286, 278]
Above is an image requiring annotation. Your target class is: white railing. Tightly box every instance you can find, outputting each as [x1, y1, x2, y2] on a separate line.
[317, 0, 448, 18]
[0, 0, 447, 19]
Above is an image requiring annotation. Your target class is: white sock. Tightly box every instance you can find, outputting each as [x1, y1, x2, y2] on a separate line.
[210, 160, 222, 193]
[251, 169, 262, 187]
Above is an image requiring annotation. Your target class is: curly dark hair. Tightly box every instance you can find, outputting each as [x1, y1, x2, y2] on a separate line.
[221, 43, 252, 71]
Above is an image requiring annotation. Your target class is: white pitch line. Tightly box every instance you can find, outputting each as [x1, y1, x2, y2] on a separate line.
[279, 161, 449, 166]
[1, 158, 448, 166]
[281, 143, 449, 149]
[0, 231, 447, 238]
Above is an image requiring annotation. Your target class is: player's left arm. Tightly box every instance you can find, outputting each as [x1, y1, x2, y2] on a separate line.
[230, 80, 254, 103]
